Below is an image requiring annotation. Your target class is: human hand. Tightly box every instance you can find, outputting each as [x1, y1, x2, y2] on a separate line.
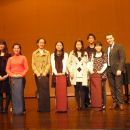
[116, 70, 121, 76]
[70, 73, 74, 79]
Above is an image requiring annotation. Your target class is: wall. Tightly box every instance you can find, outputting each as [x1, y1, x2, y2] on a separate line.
[0, 0, 130, 97]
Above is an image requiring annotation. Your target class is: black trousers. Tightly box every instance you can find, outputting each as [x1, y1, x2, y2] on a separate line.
[102, 80, 106, 106]
[74, 82, 85, 109]
[107, 67, 124, 104]
[84, 86, 90, 106]
[35, 75, 50, 112]
[0, 79, 11, 112]
[0, 91, 11, 112]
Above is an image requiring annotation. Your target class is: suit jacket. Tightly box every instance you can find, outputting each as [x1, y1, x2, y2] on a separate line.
[106, 43, 126, 74]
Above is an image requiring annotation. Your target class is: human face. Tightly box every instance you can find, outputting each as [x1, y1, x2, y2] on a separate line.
[37, 39, 45, 49]
[88, 36, 95, 44]
[56, 42, 63, 51]
[0, 44, 5, 51]
[76, 41, 82, 51]
[13, 45, 21, 55]
[95, 45, 102, 53]
[106, 35, 114, 45]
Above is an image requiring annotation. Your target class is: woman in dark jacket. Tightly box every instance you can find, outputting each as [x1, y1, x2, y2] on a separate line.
[0, 40, 11, 113]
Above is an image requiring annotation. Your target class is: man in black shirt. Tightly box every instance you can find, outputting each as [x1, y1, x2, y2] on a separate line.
[84, 33, 96, 107]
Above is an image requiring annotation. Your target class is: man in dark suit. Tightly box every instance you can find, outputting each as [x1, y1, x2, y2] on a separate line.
[106, 33, 126, 111]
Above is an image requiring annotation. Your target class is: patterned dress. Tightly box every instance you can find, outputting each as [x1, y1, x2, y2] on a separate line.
[93, 53, 107, 79]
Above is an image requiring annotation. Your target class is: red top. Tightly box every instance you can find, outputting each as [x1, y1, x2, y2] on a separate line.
[6, 55, 29, 77]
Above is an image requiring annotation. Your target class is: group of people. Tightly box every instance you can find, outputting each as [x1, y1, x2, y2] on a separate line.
[0, 33, 126, 115]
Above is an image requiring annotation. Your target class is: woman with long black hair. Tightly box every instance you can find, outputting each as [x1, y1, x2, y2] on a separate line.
[0, 40, 11, 113]
[51, 41, 69, 112]
[67, 40, 89, 110]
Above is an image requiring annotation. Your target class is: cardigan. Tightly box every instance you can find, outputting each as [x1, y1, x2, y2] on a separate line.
[67, 51, 89, 86]
[51, 52, 68, 75]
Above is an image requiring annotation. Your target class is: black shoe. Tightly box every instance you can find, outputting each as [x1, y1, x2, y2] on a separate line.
[81, 105, 85, 110]
[85, 103, 91, 108]
[2, 109, 8, 114]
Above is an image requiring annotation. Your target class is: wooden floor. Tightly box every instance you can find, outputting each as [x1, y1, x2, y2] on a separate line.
[0, 96, 130, 130]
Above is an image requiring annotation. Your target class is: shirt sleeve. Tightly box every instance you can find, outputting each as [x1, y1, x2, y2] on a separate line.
[6, 58, 14, 77]
[21, 56, 29, 77]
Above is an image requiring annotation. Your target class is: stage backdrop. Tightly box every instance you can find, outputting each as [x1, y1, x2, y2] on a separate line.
[0, 0, 130, 97]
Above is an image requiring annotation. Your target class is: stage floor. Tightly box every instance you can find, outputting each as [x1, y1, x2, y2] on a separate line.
[0, 96, 130, 130]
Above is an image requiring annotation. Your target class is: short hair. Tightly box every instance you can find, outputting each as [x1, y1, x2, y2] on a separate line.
[94, 41, 102, 47]
[106, 33, 114, 37]
[36, 38, 46, 44]
[87, 33, 96, 40]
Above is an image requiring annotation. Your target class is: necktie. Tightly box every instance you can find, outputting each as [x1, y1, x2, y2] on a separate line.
[108, 45, 112, 66]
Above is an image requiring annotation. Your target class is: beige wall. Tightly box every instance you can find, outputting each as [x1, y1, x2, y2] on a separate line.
[0, 0, 130, 97]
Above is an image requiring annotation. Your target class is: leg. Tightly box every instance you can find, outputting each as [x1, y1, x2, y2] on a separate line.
[102, 80, 106, 109]
[37, 76, 50, 112]
[107, 69, 117, 103]
[115, 75, 124, 104]
[80, 85, 85, 110]
[84, 86, 90, 107]
[0, 93, 3, 112]
[74, 83, 80, 110]
[4, 92, 11, 112]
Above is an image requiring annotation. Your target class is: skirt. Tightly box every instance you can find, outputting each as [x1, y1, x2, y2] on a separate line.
[90, 73, 102, 108]
[10, 77, 25, 114]
[35, 76, 50, 112]
[56, 75, 67, 112]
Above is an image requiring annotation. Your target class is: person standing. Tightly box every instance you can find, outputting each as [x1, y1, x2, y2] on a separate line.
[88, 41, 107, 110]
[51, 41, 69, 112]
[106, 33, 126, 111]
[6, 43, 28, 115]
[0, 40, 11, 113]
[32, 38, 50, 112]
[84, 33, 96, 107]
[67, 40, 89, 110]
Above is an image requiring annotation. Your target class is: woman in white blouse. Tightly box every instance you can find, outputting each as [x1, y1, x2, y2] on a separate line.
[51, 41, 69, 112]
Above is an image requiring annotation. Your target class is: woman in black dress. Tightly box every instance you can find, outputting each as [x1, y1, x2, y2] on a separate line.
[0, 40, 11, 113]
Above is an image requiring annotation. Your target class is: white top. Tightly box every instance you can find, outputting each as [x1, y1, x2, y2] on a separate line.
[76, 52, 84, 82]
[51, 52, 68, 75]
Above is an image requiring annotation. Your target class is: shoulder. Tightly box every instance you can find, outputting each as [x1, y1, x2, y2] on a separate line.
[44, 49, 50, 55]
[51, 53, 55, 58]
[32, 49, 39, 55]
[114, 43, 124, 48]
[69, 50, 74, 55]
[21, 55, 27, 59]
[64, 52, 68, 57]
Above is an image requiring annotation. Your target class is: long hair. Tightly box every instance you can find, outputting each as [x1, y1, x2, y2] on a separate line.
[74, 40, 85, 57]
[0, 40, 9, 55]
[12, 43, 22, 55]
[54, 41, 64, 60]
